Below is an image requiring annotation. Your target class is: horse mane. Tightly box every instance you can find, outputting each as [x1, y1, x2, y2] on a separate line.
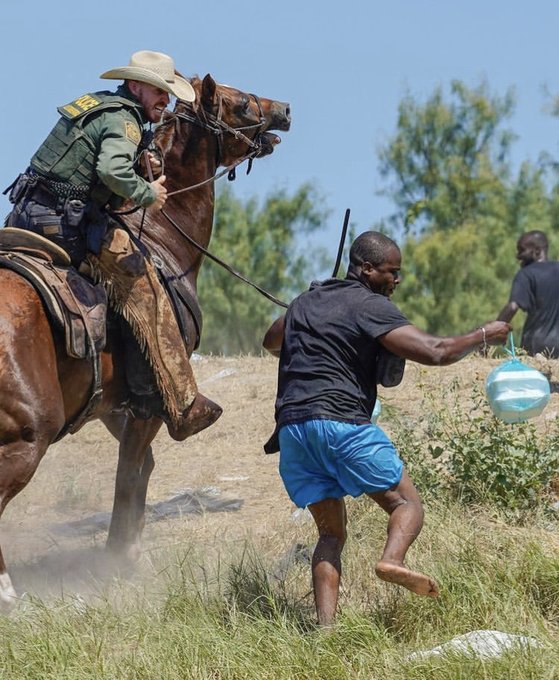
[154, 77, 205, 158]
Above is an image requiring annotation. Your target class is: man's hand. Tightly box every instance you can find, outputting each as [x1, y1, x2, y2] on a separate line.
[482, 320, 512, 345]
[148, 175, 167, 212]
[146, 151, 163, 177]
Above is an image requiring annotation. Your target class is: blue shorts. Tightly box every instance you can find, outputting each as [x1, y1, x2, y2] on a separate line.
[278, 419, 404, 508]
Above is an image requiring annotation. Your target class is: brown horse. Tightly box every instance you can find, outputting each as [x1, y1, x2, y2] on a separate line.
[0, 74, 291, 612]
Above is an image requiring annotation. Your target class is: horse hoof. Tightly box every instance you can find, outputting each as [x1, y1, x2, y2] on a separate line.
[0, 573, 19, 616]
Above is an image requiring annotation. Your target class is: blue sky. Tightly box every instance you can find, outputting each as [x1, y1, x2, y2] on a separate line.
[3, 1, 559, 271]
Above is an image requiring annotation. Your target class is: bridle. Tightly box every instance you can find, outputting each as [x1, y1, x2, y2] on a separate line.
[135, 90, 289, 309]
[162, 91, 268, 196]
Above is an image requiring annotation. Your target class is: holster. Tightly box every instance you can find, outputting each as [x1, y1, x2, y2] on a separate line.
[84, 203, 110, 255]
[4, 172, 35, 205]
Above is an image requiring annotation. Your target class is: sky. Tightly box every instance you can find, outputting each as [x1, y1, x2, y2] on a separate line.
[3, 1, 559, 274]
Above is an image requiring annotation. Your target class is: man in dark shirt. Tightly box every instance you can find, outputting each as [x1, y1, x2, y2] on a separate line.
[498, 230, 559, 357]
[263, 231, 511, 626]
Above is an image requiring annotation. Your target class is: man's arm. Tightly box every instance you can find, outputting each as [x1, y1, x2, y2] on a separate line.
[262, 315, 286, 358]
[93, 111, 157, 207]
[497, 300, 519, 323]
[380, 320, 511, 366]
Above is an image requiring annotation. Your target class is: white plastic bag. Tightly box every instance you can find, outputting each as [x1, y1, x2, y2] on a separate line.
[485, 335, 550, 423]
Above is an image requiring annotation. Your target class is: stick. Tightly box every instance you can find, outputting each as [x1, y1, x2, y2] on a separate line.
[331, 209, 351, 278]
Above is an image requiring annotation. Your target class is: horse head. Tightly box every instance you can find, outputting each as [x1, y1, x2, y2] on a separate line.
[198, 74, 291, 162]
[155, 74, 291, 170]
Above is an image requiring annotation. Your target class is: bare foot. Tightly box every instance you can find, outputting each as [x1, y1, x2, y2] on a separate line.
[375, 560, 439, 597]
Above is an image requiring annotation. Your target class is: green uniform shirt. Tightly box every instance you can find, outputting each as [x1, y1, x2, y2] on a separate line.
[30, 86, 156, 209]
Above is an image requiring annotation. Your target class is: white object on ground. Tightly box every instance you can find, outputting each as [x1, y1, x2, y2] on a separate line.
[200, 368, 237, 384]
[406, 629, 543, 662]
[291, 507, 313, 524]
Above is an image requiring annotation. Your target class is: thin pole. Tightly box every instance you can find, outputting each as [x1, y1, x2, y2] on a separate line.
[331, 209, 351, 278]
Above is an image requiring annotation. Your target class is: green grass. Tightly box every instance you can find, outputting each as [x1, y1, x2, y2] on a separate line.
[2, 374, 558, 678]
[0, 495, 557, 679]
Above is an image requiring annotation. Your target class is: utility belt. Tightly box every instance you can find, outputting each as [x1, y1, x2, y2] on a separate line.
[5, 171, 89, 213]
[27, 182, 67, 213]
[4, 172, 109, 259]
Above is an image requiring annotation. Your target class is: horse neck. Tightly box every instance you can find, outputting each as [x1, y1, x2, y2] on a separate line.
[153, 127, 219, 286]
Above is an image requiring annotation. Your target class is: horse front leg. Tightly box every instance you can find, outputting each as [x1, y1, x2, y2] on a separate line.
[0, 437, 56, 614]
[0, 547, 18, 614]
[103, 413, 163, 561]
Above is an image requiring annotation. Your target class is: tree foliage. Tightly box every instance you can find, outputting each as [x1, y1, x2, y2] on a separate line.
[379, 80, 516, 234]
[197, 183, 328, 355]
[377, 80, 559, 335]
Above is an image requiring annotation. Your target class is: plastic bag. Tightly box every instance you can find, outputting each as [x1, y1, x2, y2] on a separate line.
[371, 398, 382, 424]
[485, 334, 550, 423]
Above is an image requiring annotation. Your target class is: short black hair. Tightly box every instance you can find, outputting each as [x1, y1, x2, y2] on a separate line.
[349, 231, 400, 267]
[520, 230, 548, 251]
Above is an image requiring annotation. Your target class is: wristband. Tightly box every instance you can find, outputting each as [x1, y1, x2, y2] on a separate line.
[478, 326, 487, 353]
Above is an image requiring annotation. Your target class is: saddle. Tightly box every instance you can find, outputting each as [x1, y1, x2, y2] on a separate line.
[0, 228, 107, 358]
[0, 227, 209, 435]
[0, 228, 107, 436]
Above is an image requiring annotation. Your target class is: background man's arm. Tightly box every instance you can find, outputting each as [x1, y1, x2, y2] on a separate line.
[497, 301, 519, 323]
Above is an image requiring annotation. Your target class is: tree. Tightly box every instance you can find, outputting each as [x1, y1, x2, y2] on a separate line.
[197, 183, 328, 354]
[378, 80, 516, 235]
[377, 80, 559, 336]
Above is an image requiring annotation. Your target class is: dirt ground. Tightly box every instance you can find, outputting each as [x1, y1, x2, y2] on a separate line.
[2, 353, 559, 602]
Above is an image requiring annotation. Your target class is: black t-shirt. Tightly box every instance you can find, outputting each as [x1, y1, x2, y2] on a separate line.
[274, 278, 410, 427]
[510, 261, 559, 357]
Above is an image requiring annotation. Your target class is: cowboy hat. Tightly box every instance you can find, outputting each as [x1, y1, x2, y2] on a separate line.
[100, 50, 195, 102]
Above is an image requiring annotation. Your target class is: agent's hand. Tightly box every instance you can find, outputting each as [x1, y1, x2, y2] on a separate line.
[146, 151, 163, 177]
[482, 320, 512, 345]
[148, 175, 167, 212]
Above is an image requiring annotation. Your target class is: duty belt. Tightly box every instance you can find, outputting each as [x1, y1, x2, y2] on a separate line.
[27, 180, 88, 212]
[27, 182, 66, 212]
[27, 172, 89, 210]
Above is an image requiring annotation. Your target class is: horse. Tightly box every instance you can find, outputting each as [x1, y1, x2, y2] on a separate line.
[0, 74, 291, 612]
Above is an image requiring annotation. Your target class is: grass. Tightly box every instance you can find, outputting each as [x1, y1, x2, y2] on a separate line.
[0, 494, 557, 679]
[1, 366, 558, 679]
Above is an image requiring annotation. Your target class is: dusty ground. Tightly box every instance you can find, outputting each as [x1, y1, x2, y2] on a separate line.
[2, 353, 559, 603]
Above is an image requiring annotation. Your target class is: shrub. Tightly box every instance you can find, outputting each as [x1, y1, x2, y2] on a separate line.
[427, 384, 559, 511]
[388, 380, 559, 513]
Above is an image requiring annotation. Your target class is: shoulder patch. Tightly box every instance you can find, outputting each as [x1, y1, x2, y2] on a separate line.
[124, 120, 141, 145]
[58, 93, 102, 120]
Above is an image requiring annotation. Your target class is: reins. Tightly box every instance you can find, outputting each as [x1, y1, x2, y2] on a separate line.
[160, 207, 288, 308]
[133, 93, 289, 308]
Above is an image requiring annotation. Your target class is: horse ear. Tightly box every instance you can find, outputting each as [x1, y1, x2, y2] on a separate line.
[201, 74, 217, 105]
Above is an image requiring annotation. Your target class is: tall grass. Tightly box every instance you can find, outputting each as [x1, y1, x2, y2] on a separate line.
[1, 376, 558, 679]
[0, 494, 557, 679]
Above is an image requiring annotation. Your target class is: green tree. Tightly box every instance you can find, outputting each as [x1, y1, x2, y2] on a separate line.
[378, 80, 516, 235]
[197, 183, 328, 355]
[377, 80, 559, 336]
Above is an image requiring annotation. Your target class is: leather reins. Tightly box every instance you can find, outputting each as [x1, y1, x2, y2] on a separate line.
[144, 92, 289, 309]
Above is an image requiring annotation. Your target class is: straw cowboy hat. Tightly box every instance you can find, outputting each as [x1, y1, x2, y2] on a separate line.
[100, 50, 195, 102]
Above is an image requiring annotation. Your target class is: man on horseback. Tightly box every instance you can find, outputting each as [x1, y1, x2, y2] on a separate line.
[3, 50, 222, 441]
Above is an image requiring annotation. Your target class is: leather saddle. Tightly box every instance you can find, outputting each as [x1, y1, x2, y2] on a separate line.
[0, 228, 107, 437]
[0, 228, 107, 359]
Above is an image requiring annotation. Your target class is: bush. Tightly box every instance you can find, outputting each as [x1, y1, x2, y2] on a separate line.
[389, 381, 559, 513]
